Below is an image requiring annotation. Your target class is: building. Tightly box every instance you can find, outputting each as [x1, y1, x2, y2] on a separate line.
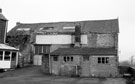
[7, 19, 119, 77]
[0, 9, 19, 70]
[0, 9, 8, 43]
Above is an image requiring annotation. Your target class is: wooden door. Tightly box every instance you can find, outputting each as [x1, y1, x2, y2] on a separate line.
[81, 56, 90, 77]
[42, 54, 49, 73]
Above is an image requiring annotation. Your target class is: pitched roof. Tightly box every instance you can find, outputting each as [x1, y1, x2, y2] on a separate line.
[0, 13, 8, 21]
[50, 47, 117, 56]
[8, 19, 119, 36]
[0, 44, 19, 51]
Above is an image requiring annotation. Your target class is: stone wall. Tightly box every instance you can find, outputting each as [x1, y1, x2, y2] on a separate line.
[90, 56, 119, 77]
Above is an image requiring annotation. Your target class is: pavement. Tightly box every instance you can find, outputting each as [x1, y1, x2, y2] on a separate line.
[0, 65, 126, 84]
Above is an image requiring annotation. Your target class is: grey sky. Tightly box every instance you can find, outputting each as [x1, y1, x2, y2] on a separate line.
[0, 0, 135, 61]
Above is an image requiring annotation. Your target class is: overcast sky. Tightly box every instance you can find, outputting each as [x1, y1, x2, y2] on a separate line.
[0, 0, 135, 61]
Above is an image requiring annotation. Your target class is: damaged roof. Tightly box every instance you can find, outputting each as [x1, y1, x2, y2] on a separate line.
[8, 19, 119, 36]
[50, 47, 117, 56]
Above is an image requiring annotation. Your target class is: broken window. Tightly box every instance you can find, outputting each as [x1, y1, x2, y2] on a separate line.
[63, 56, 74, 62]
[98, 57, 109, 64]
[83, 56, 89, 61]
[4, 51, 10, 61]
[53, 56, 58, 61]
[0, 51, 3, 60]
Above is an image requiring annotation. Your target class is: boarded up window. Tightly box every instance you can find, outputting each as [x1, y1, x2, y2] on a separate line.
[98, 57, 109, 64]
[53, 56, 58, 61]
[4, 51, 10, 60]
[34, 45, 50, 55]
[0, 51, 3, 60]
[83, 56, 89, 61]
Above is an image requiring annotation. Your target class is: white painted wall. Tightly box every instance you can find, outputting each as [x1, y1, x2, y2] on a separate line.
[81, 35, 88, 44]
[36, 35, 72, 44]
[0, 61, 10, 68]
[36, 34, 88, 44]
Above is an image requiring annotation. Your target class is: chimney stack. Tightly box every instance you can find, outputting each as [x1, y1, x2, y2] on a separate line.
[74, 25, 81, 47]
[16, 22, 21, 25]
[0, 9, 2, 13]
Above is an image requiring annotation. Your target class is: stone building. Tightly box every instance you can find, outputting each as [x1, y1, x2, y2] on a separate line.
[7, 19, 119, 77]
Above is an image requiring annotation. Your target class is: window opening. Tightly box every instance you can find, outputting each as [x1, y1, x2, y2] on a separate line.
[63, 56, 74, 62]
[98, 57, 109, 64]
[53, 56, 58, 61]
[4, 51, 10, 60]
[83, 56, 89, 61]
[0, 51, 3, 60]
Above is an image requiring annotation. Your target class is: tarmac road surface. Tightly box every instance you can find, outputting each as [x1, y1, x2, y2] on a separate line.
[0, 65, 126, 84]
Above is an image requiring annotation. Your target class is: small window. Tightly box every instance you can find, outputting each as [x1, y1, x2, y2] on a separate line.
[53, 56, 58, 61]
[63, 27, 75, 30]
[83, 56, 89, 61]
[98, 57, 101, 63]
[64, 57, 66, 62]
[0, 51, 3, 60]
[63, 56, 73, 62]
[4, 51, 10, 60]
[98, 57, 109, 64]
[106, 57, 109, 63]
[71, 57, 73, 61]
[12, 52, 17, 61]
[67, 57, 70, 61]
[102, 57, 105, 63]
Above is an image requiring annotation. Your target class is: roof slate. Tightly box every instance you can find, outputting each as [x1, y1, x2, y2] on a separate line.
[8, 19, 119, 36]
[50, 47, 117, 56]
[0, 13, 8, 21]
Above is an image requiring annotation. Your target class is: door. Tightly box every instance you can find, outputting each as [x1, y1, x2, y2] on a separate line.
[42, 54, 49, 73]
[81, 56, 90, 77]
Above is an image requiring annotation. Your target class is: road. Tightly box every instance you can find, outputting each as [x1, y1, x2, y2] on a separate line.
[0, 66, 126, 84]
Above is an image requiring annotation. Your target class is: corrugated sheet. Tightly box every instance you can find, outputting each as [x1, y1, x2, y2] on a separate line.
[50, 47, 117, 55]
[8, 19, 119, 36]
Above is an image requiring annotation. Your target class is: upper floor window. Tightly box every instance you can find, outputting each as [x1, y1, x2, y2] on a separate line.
[34, 45, 50, 55]
[63, 27, 75, 30]
[39, 27, 54, 30]
[17, 28, 30, 31]
[98, 57, 109, 64]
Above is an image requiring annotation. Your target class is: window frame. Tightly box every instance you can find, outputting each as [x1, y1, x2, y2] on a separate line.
[97, 57, 109, 64]
[53, 56, 58, 61]
[83, 56, 89, 61]
[0, 51, 3, 60]
[63, 56, 74, 62]
[4, 51, 11, 61]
